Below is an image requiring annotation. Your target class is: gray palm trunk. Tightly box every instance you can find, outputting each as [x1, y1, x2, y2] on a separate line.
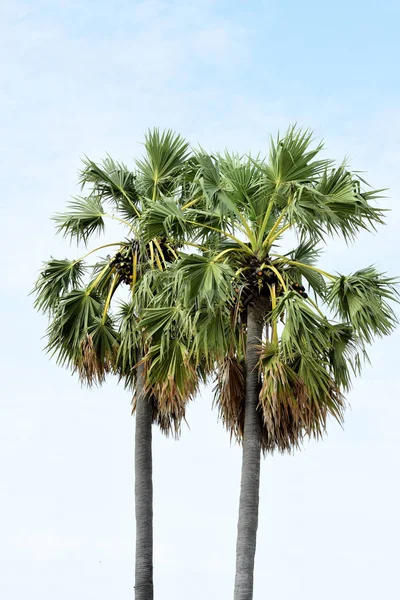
[234, 303, 264, 600]
[134, 361, 154, 600]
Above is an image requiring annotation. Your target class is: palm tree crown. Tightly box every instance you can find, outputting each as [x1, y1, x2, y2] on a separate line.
[141, 126, 398, 450]
[32, 128, 205, 433]
[138, 126, 398, 600]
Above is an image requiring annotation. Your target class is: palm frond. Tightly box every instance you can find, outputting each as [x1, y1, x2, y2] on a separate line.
[46, 288, 103, 366]
[316, 166, 386, 240]
[115, 300, 140, 387]
[140, 198, 192, 243]
[32, 259, 85, 314]
[53, 196, 105, 244]
[136, 128, 190, 197]
[327, 267, 399, 343]
[218, 152, 265, 221]
[262, 126, 332, 187]
[78, 316, 120, 385]
[80, 155, 140, 220]
[178, 253, 234, 306]
[213, 355, 245, 440]
[271, 292, 331, 359]
[143, 337, 200, 428]
[258, 342, 345, 453]
[322, 323, 365, 391]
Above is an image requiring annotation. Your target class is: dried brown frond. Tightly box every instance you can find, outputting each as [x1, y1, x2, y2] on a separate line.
[130, 355, 197, 438]
[130, 391, 188, 438]
[75, 334, 115, 386]
[214, 347, 346, 454]
[213, 356, 245, 441]
[258, 346, 346, 454]
[147, 375, 197, 438]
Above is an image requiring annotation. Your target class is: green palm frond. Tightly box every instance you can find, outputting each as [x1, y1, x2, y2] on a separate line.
[280, 167, 385, 243]
[193, 303, 234, 365]
[316, 167, 386, 240]
[116, 300, 140, 387]
[272, 292, 331, 359]
[327, 267, 399, 343]
[136, 128, 190, 197]
[32, 258, 85, 314]
[293, 352, 345, 424]
[140, 198, 191, 243]
[79, 156, 140, 221]
[322, 323, 364, 391]
[218, 152, 265, 221]
[46, 288, 103, 364]
[287, 238, 322, 264]
[140, 305, 189, 338]
[194, 151, 222, 202]
[178, 253, 234, 306]
[53, 195, 105, 244]
[262, 126, 333, 187]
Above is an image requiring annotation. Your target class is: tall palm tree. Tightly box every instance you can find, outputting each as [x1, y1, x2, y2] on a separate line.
[32, 129, 203, 600]
[139, 127, 398, 600]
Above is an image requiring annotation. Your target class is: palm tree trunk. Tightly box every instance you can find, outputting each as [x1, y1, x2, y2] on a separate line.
[134, 361, 154, 600]
[234, 303, 264, 600]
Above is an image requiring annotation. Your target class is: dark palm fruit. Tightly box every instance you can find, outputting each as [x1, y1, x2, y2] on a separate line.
[302, 292, 308, 299]
[299, 285, 305, 292]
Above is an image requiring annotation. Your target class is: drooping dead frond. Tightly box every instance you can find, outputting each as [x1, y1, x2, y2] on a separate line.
[213, 356, 245, 441]
[258, 343, 345, 453]
[76, 332, 117, 386]
[131, 391, 188, 438]
[145, 371, 197, 439]
[213, 344, 346, 454]
[129, 345, 199, 438]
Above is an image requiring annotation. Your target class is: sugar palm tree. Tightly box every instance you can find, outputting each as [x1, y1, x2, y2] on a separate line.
[32, 129, 204, 600]
[139, 127, 398, 600]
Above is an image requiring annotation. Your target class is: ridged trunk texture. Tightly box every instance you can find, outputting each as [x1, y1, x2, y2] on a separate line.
[234, 303, 264, 600]
[134, 361, 154, 600]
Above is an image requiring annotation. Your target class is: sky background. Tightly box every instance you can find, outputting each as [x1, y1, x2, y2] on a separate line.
[1, 0, 400, 598]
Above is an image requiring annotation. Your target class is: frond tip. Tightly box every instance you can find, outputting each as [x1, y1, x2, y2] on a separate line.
[32, 258, 85, 314]
[327, 267, 399, 344]
[53, 196, 105, 244]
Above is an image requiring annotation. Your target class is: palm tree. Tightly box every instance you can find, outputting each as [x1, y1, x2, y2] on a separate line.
[32, 129, 203, 600]
[140, 127, 398, 600]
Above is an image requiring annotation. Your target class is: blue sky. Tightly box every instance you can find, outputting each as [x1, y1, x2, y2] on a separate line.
[1, 1, 400, 599]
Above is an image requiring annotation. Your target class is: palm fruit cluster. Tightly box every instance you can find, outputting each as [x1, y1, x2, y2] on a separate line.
[290, 281, 308, 299]
[233, 256, 308, 306]
[109, 244, 135, 285]
[234, 256, 279, 306]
